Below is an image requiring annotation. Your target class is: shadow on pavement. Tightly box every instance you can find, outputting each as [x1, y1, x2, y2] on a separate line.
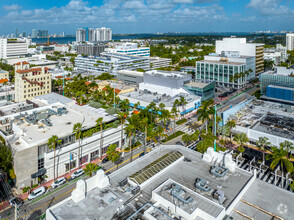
[27, 209, 42, 220]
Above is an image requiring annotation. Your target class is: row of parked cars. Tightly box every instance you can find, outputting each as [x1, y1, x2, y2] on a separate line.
[9, 169, 86, 207]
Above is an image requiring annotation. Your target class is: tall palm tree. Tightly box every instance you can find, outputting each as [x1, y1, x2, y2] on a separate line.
[117, 112, 128, 149]
[226, 120, 236, 143]
[179, 96, 188, 116]
[96, 117, 103, 159]
[181, 133, 191, 146]
[48, 135, 61, 180]
[147, 101, 156, 122]
[73, 123, 83, 168]
[266, 145, 293, 174]
[83, 163, 99, 177]
[125, 116, 137, 162]
[159, 103, 165, 111]
[76, 91, 83, 106]
[170, 107, 179, 133]
[106, 144, 120, 170]
[256, 136, 271, 165]
[234, 132, 249, 153]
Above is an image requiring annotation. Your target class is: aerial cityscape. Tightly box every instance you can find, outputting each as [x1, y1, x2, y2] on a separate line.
[0, 0, 294, 220]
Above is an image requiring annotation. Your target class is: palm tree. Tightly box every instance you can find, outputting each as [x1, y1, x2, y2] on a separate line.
[179, 96, 188, 116]
[106, 144, 120, 170]
[96, 117, 103, 159]
[234, 133, 249, 153]
[170, 107, 179, 133]
[48, 135, 61, 180]
[256, 136, 271, 165]
[159, 103, 165, 111]
[117, 112, 128, 149]
[76, 91, 83, 106]
[83, 163, 99, 177]
[280, 140, 294, 159]
[125, 117, 136, 162]
[226, 120, 236, 143]
[266, 145, 293, 174]
[197, 107, 210, 134]
[147, 102, 156, 122]
[73, 123, 83, 168]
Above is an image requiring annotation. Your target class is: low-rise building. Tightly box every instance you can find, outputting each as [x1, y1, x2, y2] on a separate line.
[116, 70, 144, 85]
[106, 43, 150, 57]
[46, 145, 294, 220]
[76, 44, 107, 56]
[264, 51, 281, 66]
[54, 44, 70, 53]
[0, 93, 122, 188]
[14, 62, 52, 102]
[150, 57, 172, 69]
[183, 81, 215, 101]
[119, 70, 201, 116]
[196, 51, 255, 89]
[75, 53, 150, 74]
[0, 70, 9, 82]
[0, 38, 28, 59]
[260, 67, 294, 104]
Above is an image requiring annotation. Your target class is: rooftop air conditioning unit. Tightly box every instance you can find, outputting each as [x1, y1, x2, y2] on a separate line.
[119, 178, 128, 187]
[131, 186, 140, 195]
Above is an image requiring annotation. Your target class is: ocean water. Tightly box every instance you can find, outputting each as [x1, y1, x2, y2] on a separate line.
[32, 32, 283, 45]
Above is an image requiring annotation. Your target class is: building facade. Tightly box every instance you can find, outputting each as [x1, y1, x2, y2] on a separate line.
[117, 70, 144, 85]
[183, 81, 215, 101]
[106, 43, 150, 57]
[76, 28, 87, 42]
[76, 44, 107, 56]
[0, 38, 28, 59]
[215, 38, 264, 75]
[14, 62, 51, 102]
[149, 57, 172, 69]
[75, 53, 150, 74]
[76, 27, 112, 42]
[264, 51, 281, 66]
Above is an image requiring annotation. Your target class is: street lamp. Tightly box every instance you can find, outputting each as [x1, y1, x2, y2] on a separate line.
[214, 104, 217, 152]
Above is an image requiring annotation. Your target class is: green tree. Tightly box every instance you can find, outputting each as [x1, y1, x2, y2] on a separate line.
[266, 145, 293, 174]
[280, 140, 294, 159]
[170, 107, 179, 133]
[197, 99, 214, 133]
[125, 116, 137, 162]
[73, 123, 83, 167]
[106, 144, 120, 169]
[226, 120, 236, 143]
[83, 163, 99, 177]
[0, 144, 13, 174]
[182, 133, 191, 146]
[48, 135, 62, 180]
[256, 136, 271, 165]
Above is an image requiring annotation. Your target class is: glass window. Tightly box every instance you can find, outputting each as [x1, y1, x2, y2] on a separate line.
[79, 155, 88, 165]
[65, 160, 76, 171]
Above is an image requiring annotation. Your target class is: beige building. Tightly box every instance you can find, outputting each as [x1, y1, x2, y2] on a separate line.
[14, 61, 51, 102]
[0, 69, 9, 82]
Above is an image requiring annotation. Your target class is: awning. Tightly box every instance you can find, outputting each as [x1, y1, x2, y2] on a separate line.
[129, 103, 134, 107]
[31, 168, 47, 179]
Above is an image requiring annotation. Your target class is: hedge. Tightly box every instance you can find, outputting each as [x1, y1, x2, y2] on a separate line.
[176, 118, 187, 125]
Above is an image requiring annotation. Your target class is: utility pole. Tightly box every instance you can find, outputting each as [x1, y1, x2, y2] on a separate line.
[14, 203, 17, 220]
[63, 69, 65, 96]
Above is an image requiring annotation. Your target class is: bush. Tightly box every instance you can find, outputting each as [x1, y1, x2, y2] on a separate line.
[176, 118, 187, 125]
[124, 141, 141, 151]
[22, 186, 31, 193]
[162, 131, 184, 143]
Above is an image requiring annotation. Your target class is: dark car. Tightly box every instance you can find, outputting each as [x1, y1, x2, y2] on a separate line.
[102, 156, 109, 163]
[9, 197, 24, 207]
[139, 152, 145, 157]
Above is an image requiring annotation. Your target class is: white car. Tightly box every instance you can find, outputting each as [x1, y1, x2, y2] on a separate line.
[71, 169, 85, 179]
[51, 177, 67, 189]
[28, 186, 46, 201]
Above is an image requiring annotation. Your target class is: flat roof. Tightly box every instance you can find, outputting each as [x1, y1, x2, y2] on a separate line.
[48, 145, 294, 220]
[185, 81, 210, 89]
[119, 91, 200, 107]
[117, 70, 144, 77]
[33, 93, 75, 105]
[197, 60, 245, 65]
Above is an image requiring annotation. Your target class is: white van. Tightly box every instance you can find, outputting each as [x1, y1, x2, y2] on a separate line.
[28, 186, 46, 200]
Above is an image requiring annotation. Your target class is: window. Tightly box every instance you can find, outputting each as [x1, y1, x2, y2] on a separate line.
[79, 155, 88, 165]
[38, 158, 44, 170]
[90, 150, 99, 161]
[65, 160, 76, 171]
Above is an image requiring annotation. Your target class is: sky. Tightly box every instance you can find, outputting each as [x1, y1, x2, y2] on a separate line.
[0, 0, 293, 35]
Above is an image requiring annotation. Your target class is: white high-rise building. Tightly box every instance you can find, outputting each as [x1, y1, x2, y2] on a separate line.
[0, 38, 28, 59]
[95, 27, 112, 41]
[76, 28, 86, 42]
[88, 28, 95, 42]
[286, 33, 294, 51]
[216, 38, 264, 74]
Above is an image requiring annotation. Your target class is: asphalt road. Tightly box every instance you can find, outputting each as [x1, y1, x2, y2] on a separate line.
[0, 146, 146, 220]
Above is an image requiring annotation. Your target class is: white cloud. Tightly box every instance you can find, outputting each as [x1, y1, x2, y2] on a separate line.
[2, 4, 22, 11]
[247, 0, 294, 16]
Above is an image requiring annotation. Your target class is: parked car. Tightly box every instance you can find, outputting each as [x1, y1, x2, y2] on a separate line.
[51, 177, 67, 189]
[28, 186, 46, 201]
[9, 197, 24, 207]
[102, 156, 109, 163]
[139, 152, 145, 157]
[71, 169, 85, 179]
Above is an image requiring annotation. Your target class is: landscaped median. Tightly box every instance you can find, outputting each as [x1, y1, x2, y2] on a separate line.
[122, 141, 141, 152]
[162, 131, 185, 143]
[176, 118, 187, 125]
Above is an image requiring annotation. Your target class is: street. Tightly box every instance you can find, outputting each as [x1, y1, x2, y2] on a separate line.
[0, 146, 146, 220]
